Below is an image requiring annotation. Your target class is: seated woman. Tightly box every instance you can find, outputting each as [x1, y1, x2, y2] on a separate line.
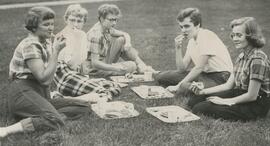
[53, 4, 120, 99]
[0, 6, 91, 138]
[189, 17, 270, 121]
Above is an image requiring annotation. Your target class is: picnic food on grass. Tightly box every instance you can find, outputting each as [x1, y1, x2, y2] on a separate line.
[110, 74, 146, 83]
[92, 101, 139, 119]
[125, 73, 133, 79]
[132, 85, 174, 99]
[104, 109, 133, 119]
[146, 106, 200, 123]
[147, 88, 159, 96]
[160, 111, 169, 118]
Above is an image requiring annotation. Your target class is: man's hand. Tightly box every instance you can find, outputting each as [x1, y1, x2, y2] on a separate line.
[189, 82, 204, 95]
[175, 34, 185, 49]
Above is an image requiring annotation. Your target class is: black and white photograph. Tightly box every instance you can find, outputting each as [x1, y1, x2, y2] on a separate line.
[0, 0, 270, 145]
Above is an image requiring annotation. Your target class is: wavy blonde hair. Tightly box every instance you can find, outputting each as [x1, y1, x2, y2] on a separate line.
[230, 17, 265, 48]
[64, 4, 88, 23]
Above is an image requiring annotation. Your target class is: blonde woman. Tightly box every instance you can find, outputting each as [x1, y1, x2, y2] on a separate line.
[54, 4, 120, 99]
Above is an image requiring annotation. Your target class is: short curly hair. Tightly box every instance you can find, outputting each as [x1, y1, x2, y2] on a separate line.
[230, 17, 266, 48]
[97, 4, 122, 21]
[64, 4, 88, 23]
[177, 7, 202, 27]
[25, 6, 55, 33]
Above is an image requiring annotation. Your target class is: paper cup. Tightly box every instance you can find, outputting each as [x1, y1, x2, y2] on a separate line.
[144, 72, 153, 81]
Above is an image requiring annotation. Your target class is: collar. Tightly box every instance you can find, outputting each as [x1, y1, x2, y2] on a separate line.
[28, 33, 39, 42]
[28, 33, 50, 46]
[237, 49, 258, 65]
[194, 28, 201, 41]
[190, 28, 202, 43]
[96, 22, 110, 35]
[239, 47, 255, 60]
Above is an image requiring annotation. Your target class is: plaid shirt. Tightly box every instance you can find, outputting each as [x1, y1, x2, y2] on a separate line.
[234, 48, 270, 97]
[86, 22, 112, 62]
[54, 61, 120, 97]
[9, 34, 51, 80]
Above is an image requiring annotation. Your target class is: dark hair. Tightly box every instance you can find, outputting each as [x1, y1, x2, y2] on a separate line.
[176, 8, 202, 27]
[25, 6, 55, 32]
[230, 17, 266, 48]
[97, 4, 122, 21]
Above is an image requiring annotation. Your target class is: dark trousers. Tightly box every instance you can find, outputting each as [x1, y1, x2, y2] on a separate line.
[154, 70, 230, 90]
[190, 89, 270, 121]
[8, 79, 90, 132]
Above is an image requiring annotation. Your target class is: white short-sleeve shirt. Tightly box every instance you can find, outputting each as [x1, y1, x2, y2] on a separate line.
[186, 28, 233, 73]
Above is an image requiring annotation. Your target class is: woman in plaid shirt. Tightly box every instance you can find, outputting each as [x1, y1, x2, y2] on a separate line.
[0, 7, 91, 138]
[188, 17, 270, 121]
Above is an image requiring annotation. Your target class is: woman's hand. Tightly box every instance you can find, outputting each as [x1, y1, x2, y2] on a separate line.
[207, 96, 235, 106]
[166, 85, 178, 93]
[189, 85, 201, 95]
[53, 35, 66, 53]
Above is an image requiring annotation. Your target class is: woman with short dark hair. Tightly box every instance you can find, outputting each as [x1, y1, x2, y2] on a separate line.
[0, 6, 90, 138]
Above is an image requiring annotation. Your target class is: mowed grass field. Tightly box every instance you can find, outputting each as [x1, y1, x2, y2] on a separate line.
[1, 0, 270, 145]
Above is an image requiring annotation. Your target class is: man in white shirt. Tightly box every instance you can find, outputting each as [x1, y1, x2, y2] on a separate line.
[155, 8, 233, 94]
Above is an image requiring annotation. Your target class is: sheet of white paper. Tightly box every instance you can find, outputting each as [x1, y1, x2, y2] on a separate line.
[110, 75, 153, 83]
[146, 106, 200, 123]
[131, 85, 174, 99]
[92, 101, 140, 119]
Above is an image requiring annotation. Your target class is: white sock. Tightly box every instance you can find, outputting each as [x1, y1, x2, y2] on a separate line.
[0, 122, 24, 138]
[0, 127, 9, 138]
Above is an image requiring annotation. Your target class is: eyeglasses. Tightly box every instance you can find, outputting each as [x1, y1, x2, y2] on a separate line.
[68, 18, 84, 24]
[106, 18, 118, 22]
[230, 32, 244, 39]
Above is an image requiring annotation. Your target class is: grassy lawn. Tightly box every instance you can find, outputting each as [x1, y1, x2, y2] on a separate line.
[1, 0, 270, 145]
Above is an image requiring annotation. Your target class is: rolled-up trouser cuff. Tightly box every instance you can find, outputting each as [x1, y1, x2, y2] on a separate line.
[20, 118, 35, 132]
